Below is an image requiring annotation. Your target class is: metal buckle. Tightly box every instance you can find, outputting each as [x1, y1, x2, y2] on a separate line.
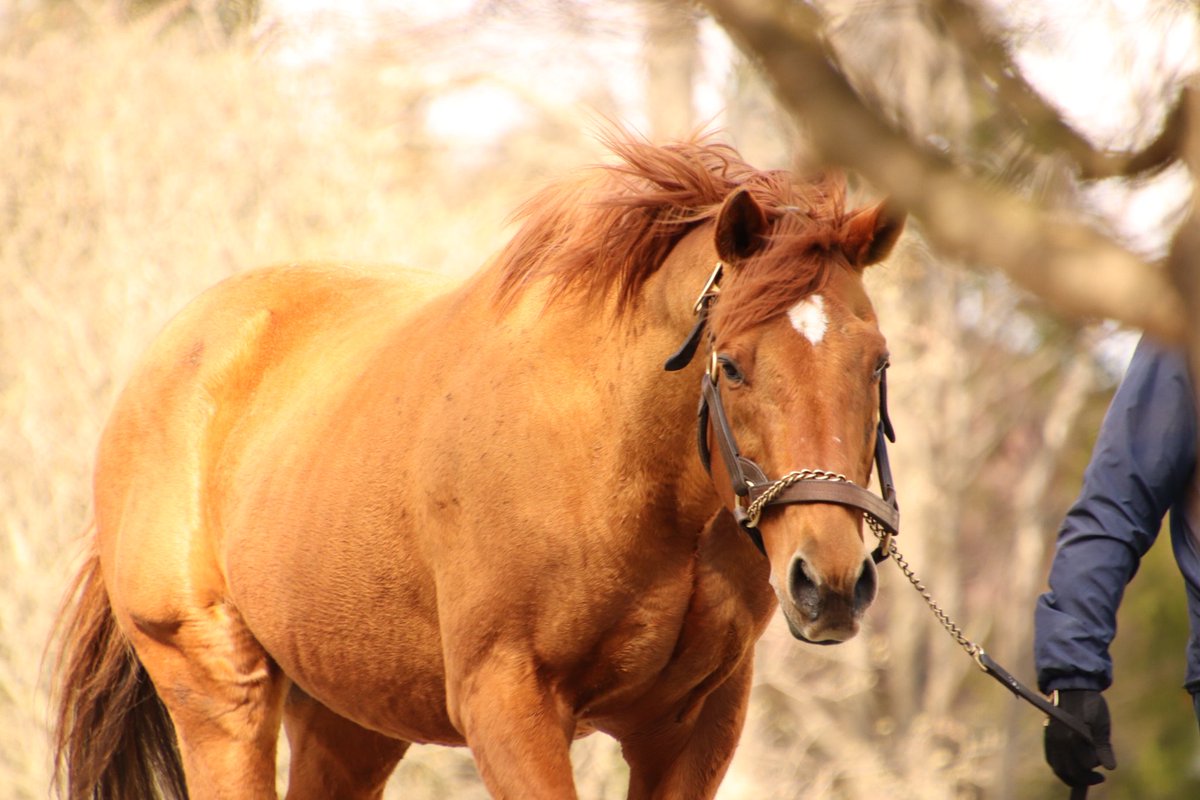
[972, 645, 988, 673]
[692, 261, 723, 315]
[1044, 689, 1060, 727]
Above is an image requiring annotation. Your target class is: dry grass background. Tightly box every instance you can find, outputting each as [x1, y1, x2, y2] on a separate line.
[0, 10, 627, 797]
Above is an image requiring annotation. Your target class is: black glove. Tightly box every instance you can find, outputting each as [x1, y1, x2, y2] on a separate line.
[1044, 689, 1117, 788]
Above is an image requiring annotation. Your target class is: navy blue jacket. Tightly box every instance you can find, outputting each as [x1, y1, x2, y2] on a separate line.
[1035, 336, 1200, 695]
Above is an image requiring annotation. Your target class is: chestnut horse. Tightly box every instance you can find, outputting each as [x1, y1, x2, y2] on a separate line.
[51, 137, 904, 799]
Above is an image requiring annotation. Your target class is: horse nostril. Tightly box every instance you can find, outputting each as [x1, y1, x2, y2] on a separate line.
[788, 556, 820, 620]
[854, 557, 878, 611]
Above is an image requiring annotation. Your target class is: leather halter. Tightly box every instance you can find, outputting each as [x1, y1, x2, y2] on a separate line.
[664, 262, 899, 562]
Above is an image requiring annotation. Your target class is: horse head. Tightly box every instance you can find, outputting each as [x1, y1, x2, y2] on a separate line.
[493, 135, 905, 644]
[693, 185, 905, 645]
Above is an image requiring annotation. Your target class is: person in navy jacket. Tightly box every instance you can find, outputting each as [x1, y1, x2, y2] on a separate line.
[1035, 335, 1200, 789]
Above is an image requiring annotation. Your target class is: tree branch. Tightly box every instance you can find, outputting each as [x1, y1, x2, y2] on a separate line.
[934, 0, 1186, 180]
[698, 0, 1186, 341]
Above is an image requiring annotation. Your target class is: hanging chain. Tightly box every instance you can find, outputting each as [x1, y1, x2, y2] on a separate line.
[744, 471, 980, 662]
[869, 519, 982, 660]
[749, 468, 984, 661]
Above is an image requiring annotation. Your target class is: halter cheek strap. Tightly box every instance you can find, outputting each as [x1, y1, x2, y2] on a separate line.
[665, 263, 900, 561]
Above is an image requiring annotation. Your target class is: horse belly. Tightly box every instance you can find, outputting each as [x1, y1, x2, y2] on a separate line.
[225, 519, 463, 745]
[222, 411, 461, 744]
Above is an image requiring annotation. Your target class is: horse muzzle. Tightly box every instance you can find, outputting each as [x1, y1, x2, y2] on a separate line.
[776, 552, 877, 644]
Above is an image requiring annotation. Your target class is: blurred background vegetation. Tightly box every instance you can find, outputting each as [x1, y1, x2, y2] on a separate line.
[3, 0, 1198, 798]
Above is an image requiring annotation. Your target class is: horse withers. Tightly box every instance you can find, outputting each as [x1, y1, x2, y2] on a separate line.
[51, 136, 904, 799]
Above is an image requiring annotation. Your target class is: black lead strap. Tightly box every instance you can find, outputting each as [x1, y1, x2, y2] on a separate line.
[975, 652, 1095, 743]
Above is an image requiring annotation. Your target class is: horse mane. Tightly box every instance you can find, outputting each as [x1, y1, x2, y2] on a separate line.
[493, 133, 854, 337]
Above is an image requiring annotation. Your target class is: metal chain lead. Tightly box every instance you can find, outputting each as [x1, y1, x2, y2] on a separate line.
[869, 520, 981, 659]
[741, 467, 982, 662]
[743, 469, 849, 528]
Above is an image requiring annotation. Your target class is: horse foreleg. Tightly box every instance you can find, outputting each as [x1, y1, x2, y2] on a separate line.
[450, 654, 578, 799]
[282, 685, 409, 800]
[618, 659, 754, 800]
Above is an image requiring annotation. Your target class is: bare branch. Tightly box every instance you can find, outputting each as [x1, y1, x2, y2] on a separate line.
[935, 0, 1186, 180]
[698, 0, 1186, 341]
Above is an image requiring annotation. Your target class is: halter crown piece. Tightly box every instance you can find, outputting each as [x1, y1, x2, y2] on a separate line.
[664, 262, 899, 562]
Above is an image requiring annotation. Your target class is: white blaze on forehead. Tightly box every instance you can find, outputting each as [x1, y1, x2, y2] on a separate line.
[787, 294, 827, 345]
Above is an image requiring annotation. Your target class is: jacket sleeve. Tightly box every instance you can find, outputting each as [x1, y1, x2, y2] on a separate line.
[1035, 336, 1197, 693]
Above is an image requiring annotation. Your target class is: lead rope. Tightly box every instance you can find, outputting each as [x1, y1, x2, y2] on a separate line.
[867, 523, 1095, 800]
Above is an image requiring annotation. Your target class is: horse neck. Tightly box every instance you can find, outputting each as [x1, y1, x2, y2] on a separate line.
[457, 228, 724, 537]
[588, 230, 724, 535]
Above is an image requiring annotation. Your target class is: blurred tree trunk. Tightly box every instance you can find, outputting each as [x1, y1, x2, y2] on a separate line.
[1167, 83, 1200, 441]
[111, 0, 260, 38]
[643, 0, 699, 141]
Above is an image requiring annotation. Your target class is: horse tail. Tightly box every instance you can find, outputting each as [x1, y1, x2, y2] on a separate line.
[50, 538, 188, 800]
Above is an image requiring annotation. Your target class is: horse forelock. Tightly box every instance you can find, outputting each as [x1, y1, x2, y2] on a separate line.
[710, 173, 855, 340]
[491, 133, 855, 331]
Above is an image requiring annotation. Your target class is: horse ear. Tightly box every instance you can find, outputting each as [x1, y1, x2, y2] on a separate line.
[841, 201, 906, 268]
[714, 187, 769, 264]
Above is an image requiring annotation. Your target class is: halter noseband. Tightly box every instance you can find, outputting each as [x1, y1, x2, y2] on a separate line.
[664, 262, 899, 563]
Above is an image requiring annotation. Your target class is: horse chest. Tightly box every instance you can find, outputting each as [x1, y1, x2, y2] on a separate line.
[570, 543, 775, 724]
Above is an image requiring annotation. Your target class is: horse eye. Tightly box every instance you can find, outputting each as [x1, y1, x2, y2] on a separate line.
[718, 355, 745, 385]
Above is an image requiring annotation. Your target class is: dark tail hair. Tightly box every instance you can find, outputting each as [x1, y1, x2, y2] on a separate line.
[50, 542, 188, 799]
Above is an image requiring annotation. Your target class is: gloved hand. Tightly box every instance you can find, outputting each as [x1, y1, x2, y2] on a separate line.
[1044, 689, 1117, 787]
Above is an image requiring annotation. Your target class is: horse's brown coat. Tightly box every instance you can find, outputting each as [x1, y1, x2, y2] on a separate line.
[52, 137, 904, 799]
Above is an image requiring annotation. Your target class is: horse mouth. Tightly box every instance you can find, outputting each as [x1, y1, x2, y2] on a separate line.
[783, 614, 843, 646]
[779, 601, 858, 645]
